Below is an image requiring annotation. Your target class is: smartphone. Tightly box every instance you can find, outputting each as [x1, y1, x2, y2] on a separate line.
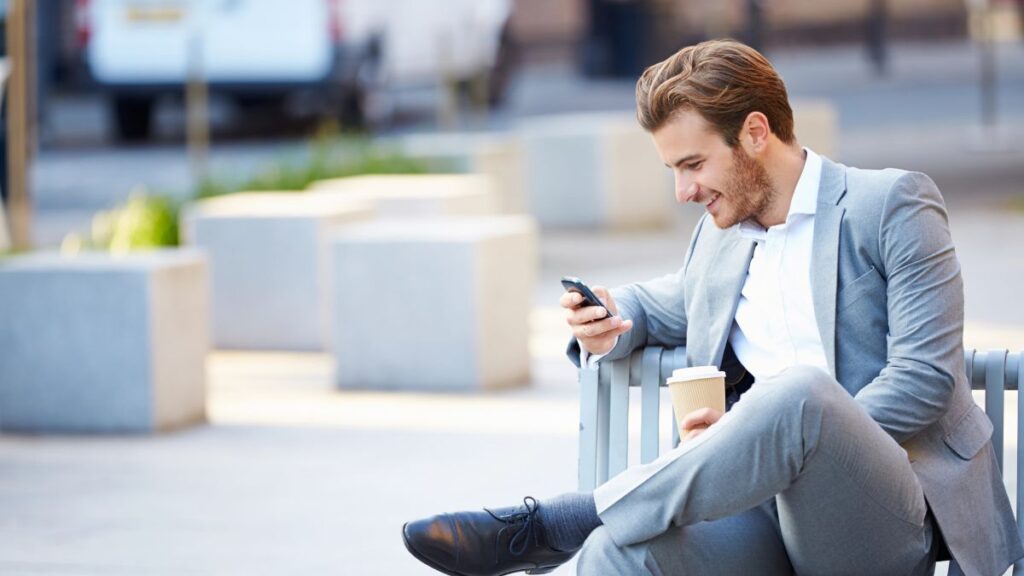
[561, 276, 616, 321]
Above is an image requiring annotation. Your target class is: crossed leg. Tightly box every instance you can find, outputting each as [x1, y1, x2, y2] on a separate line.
[579, 500, 793, 575]
[577, 365, 939, 575]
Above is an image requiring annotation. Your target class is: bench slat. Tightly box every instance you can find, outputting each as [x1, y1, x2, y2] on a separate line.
[965, 349, 975, 391]
[984, 350, 1008, 472]
[641, 347, 662, 464]
[596, 360, 612, 486]
[1016, 352, 1024, 576]
[578, 362, 600, 492]
[608, 354, 632, 478]
[671, 348, 685, 448]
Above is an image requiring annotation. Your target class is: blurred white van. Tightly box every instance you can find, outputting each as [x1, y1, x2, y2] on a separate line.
[362, 0, 514, 118]
[76, 0, 513, 140]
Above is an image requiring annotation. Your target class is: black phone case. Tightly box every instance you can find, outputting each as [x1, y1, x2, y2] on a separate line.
[561, 277, 615, 318]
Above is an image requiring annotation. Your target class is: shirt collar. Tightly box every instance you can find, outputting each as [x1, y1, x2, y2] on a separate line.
[738, 147, 821, 239]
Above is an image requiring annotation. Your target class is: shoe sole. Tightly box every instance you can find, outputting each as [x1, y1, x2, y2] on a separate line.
[400, 523, 559, 576]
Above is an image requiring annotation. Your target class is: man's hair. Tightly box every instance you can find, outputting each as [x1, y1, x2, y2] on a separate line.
[635, 39, 795, 147]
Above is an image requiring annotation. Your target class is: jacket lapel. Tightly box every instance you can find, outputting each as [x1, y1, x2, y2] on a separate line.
[811, 158, 848, 377]
[705, 229, 755, 366]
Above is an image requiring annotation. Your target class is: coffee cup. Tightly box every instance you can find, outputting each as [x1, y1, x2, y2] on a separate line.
[666, 366, 726, 438]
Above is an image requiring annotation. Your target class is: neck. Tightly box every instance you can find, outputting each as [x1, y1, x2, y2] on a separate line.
[754, 142, 806, 228]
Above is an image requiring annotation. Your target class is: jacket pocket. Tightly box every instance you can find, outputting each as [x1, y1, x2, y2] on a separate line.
[943, 404, 994, 460]
[837, 266, 885, 311]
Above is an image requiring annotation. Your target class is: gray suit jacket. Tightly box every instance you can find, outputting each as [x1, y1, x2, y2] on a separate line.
[570, 157, 1024, 576]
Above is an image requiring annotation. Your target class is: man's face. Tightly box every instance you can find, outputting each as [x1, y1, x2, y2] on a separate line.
[652, 110, 775, 229]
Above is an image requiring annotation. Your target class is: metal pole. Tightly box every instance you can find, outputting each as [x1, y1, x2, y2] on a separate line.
[0, 57, 10, 251]
[746, 0, 765, 53]
[6, 0, 35, 250]
[979, 5, 997, 130]
[436, 30, 457, 130]
[186, 5, 209, 190]
[866, 0, 889, 75]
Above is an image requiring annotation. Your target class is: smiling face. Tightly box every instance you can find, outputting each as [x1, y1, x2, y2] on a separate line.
[653, 110, 776, 229]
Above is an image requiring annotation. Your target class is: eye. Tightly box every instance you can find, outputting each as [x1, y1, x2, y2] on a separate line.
[688, 161, 704, 171]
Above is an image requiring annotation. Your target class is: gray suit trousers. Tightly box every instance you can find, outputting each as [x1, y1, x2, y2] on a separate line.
[578, 366, 940, 576]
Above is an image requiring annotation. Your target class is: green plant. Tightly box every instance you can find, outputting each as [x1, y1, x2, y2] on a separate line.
[196, 133, 433, 200]
[62, 189, 181, 254]
[0, 246, 30, 259]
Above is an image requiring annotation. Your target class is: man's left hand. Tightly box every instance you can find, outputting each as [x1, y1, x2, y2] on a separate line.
[680, 407, 724, 443]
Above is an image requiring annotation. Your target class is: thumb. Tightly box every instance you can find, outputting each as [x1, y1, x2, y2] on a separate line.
[592, 286, 617, 314]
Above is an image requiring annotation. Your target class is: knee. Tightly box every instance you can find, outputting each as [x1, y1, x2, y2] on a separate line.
[761, 365, 843, 410]
[576, 526, 646, 575]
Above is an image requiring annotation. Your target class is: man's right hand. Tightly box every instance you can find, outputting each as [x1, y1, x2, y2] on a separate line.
[561, 286, 633, 356]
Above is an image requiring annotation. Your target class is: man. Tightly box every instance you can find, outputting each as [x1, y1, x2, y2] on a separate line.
[402, 39, 1023, 575]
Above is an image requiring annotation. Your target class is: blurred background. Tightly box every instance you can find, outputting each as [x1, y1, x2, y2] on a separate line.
[0, 0, 1022, 574]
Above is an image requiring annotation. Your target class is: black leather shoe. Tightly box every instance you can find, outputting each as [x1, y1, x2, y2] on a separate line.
[402, 497, 578, 576]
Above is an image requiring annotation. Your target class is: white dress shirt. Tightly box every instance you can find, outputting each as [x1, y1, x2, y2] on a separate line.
[581, 149, 828, 379]
[729, 148, 828, 380]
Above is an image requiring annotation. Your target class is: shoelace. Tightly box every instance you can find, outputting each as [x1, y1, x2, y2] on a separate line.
[484, 496, 543, 562]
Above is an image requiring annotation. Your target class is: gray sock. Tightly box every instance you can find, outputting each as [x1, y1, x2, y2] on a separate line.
[538, 492, 602, 552]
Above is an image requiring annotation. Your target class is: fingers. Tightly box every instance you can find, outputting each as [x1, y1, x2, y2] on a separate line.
[565, 303, 611, 326]
[571, 314, 620, 339]
[575, 318, 633, 356]
[679, 407, 723, 432]
[559, 291, 583, 309]
[682, 425, 707, 443]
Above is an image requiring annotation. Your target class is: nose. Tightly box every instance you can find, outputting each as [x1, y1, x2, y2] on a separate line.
[674, 172, 699, 204]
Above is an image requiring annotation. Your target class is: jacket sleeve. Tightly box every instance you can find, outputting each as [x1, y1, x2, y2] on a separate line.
[854, 172, 963, 443]
[566, 215, 707, 368]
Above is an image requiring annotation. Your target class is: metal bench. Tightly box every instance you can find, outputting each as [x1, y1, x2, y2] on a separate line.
[578, 348, 1022, 575]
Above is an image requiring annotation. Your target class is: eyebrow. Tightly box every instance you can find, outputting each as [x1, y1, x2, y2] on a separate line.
[665, 154, 702, 168]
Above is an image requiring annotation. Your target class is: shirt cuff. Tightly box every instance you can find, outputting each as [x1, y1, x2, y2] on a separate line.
[580, 337, 617, 368]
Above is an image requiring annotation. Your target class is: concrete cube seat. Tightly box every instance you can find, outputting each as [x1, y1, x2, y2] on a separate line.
[0, 250, 208, 433]
[518, 111, 673, 229]
[387, 132, 526, 214]
[307, 174, 499, 217]
[331, 215, 537, 390]
[183, 192, 373, 351]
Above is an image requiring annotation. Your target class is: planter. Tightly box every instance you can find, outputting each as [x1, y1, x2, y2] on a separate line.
[330, 216, 537, 390]
[307, 174, 499, 217]
[0, 250, 208, 433]
[518, 112, 674, 229]
[183, 192, 373, 351]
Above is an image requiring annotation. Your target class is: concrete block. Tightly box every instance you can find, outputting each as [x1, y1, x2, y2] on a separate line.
[792, 99, 839, 159]
[389, 132, 526, 214]
[183, 193, 373, 351]
[331, 216, 537, 390]
[519, 112, 674, 229]
[0, 250, 208, 433]
[307, 174, 499, 217]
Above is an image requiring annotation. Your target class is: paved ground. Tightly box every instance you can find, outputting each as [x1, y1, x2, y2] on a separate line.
[2, 39, 1024, 575]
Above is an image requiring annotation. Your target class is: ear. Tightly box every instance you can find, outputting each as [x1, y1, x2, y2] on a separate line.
[740, 112, 771, 154]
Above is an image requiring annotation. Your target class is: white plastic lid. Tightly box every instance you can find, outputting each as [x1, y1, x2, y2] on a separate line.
[668, 366, 726, 382]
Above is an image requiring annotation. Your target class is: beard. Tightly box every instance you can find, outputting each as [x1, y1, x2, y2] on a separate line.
[711, 147, 776, 229]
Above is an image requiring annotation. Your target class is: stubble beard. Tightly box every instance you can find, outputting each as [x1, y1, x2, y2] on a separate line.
[713, 147, 776, 229]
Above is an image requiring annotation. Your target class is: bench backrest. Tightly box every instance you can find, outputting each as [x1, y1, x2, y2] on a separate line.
[578, 348, 1022, 575]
